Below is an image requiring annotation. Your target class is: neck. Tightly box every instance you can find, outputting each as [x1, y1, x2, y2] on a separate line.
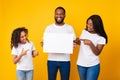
[55, 22, 65, 26]
[88, 31, 96, 34]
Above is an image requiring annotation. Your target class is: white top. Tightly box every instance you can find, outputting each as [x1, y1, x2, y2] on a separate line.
[77, 30, 106, 67]
[12, 41, 35, 70]
[44, 24, 76, 61]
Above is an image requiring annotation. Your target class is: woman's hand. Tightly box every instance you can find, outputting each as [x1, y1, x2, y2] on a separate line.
[80, 39, 92, 45]
[74, 38, 80, 45]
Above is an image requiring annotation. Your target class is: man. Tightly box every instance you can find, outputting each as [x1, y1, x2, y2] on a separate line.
[41, 6, 76, 80]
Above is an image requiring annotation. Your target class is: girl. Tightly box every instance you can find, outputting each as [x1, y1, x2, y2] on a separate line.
[11, 27, 38, 80]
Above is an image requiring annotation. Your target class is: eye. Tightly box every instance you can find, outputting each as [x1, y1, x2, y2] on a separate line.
[20, 34, 26, 38]
[87, 23, 93, 27]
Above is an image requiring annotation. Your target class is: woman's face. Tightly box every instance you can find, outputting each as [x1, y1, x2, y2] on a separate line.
[20, 31, 27, 44]
[87, 19, 95, 33]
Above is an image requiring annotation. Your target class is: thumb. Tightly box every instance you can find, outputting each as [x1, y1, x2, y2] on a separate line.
[21, 48, 24, 52]
[25, 49, 29, 52]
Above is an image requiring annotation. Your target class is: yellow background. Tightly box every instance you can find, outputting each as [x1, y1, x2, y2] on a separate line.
[1, 0, 120, 80]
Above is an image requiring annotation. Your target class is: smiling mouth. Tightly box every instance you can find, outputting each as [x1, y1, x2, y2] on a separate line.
[57, 18, 62, 21]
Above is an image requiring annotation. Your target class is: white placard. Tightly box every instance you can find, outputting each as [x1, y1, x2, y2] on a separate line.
[43, 33, 74, 54]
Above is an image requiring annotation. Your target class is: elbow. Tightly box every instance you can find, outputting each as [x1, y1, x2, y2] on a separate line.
[94, 51, 101, 56]
[13, 62, 17, 64]
[95, 53, 100, 56]
[13, 60, 17, 64]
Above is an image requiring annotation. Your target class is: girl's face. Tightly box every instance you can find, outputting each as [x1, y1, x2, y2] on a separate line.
[87, 19, 95, 33]
[20, 31, 27, 44]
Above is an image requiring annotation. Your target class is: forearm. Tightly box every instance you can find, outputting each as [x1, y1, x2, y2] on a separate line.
[13, 54, 23, 64]
[89, 43, 101, 56]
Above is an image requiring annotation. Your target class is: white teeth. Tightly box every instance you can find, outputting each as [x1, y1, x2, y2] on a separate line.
[57, 18, 61, 21]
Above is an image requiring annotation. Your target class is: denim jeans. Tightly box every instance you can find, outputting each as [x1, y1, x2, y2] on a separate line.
[47, 61, 70, 80]
[16, 70, 33, 80]
[77, 64, 100, 80]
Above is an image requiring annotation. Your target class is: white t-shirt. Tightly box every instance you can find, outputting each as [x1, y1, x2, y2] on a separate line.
[12, 41, 35, 70]
[77, 30, 106, 67]
[44, 23, 76, 61]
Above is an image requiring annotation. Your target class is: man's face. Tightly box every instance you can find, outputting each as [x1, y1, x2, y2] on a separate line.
[54, 9, 65, 24]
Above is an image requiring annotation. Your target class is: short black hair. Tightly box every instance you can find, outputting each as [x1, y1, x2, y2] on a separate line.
[55, 6, 66, 14]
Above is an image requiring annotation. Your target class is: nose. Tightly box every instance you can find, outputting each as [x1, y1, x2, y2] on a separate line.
[23, 36, 26, 39]
[57, 14, 62, 17]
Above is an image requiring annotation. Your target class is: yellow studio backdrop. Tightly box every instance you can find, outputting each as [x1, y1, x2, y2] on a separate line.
[1, 0, 120, 80]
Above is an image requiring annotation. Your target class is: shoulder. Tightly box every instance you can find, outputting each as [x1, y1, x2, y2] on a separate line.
[64, 24, 75, 30]
[81, 29, 87, 33]
[44, 24, 55, 31]
[65, 24, 73, 28]
[27, 41, 34, 45]
[99, 36, 106, 41]
[46, 24, 54, 28]
[82, 29, 86, 32]
[97, 35, 106, 44]
[12, 46, 17, 50]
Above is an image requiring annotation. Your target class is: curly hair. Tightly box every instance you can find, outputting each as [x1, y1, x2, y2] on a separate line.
[11, 27, 29, 49]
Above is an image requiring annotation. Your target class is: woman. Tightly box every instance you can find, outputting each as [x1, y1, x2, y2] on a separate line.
[75, 15, 108, 80]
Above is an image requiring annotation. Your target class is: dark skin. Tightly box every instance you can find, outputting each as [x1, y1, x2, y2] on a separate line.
[12, 31, 38, 64]
[12, 49, 38, 64]
[75, 19, 105, 56]
[40, 8, 65, 46]
[40, 8, 76, 47]
[54, 8, 65, 26]
[75, 38, 104, 56]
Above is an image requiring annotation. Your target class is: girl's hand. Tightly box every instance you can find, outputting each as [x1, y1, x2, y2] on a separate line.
[40, 41, 43, 47]
[21, 48, 29, 56]
[12, 48, 29, 64]
[32, 50, 39, 57]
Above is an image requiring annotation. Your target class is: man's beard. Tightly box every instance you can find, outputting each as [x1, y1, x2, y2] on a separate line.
[55, 18, 64, 24]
